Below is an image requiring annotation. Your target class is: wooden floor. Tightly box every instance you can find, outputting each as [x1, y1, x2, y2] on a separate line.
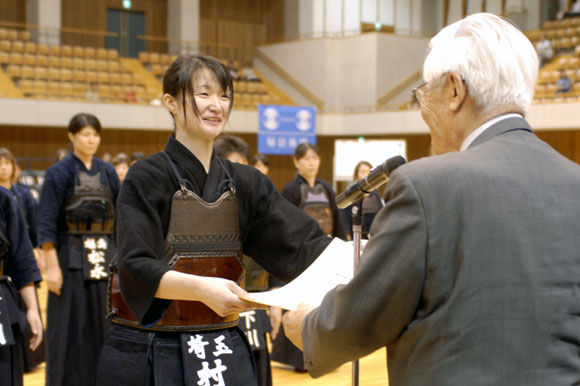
[24, 282, 389, 386]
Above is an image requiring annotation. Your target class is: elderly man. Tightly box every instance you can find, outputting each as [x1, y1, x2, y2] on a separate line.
[283, 13, 580, 386]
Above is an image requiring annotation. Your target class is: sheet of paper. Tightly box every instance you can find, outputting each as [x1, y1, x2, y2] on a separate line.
[240, 238, 353, 310]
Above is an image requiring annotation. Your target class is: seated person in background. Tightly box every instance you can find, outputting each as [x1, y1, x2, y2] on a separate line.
[243, 63, 260, 82]
[226, 60, 240, 81]
[556, 70, 572, 93]
[85, 83, 99, 102]
[535, 35, 553, 67]
[573, 0, 580, 14]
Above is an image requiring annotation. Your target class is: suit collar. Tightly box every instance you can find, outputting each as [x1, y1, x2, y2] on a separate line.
[468, 116, 532, 149]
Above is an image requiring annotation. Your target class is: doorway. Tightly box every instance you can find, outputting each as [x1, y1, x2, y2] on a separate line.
[106, 9, 145, 58]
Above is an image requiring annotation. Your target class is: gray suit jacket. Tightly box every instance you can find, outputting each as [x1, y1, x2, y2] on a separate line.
[302, 117, 580, 385]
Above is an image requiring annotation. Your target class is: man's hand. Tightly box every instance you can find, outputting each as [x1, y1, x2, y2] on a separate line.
[282, 303, 315, 351]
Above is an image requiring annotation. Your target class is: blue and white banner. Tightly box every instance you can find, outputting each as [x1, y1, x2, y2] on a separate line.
[258, 105, 316, 155]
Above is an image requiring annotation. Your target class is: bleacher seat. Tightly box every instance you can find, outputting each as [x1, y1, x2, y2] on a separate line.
[24, 42, 36, 54]
[0, 51, 7, 64]
[36, 55, 48, 67]
[22, 53, 35, 66]
[61, 45, 72, 57]
[0, 40, 10, 52]
[48, 45, 60, 57]
[85, 47, 96, 59]
[61, 69, 73, 82]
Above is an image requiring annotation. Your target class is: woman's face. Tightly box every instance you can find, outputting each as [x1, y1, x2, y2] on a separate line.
[294, 148, 320, 180]
[356, 163, 372, 180]
[253, 160, 269, 175]
[0, 157, 14, 184]
[68, 125, 101, 158]
[166, 68, 231, 144]
[115, 162, 129, 182]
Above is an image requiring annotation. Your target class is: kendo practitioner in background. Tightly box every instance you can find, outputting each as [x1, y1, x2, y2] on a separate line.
[0, 148, 45, 371]
[95, 54, 331, 386]
[214, 134, 273, 386]
[340, 160, 384, 240]
[270, 142, 346, 372]
[37, 113, 120, 386]
[0, 186, 43, 386]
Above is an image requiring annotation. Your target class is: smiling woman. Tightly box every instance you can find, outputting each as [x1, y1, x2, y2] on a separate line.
[95, 54, 332, 386]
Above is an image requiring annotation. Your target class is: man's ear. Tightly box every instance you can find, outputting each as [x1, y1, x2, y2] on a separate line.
[448, 72, 466, 111]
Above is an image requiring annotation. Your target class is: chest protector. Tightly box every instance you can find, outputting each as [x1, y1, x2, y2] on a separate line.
[64, 170, 114, 234]
[300, 182, 333, 236]
[108, 159, 245, 331]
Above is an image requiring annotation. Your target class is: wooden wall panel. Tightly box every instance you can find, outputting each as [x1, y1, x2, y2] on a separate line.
[3, 127, 579, 193]
[0, 1, 26, 23]
[60, 0, 167, 50]
[200, 0, 284, 62]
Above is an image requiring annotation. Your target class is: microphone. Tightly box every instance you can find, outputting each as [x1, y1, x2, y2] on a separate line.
[336, 155, 406, 209]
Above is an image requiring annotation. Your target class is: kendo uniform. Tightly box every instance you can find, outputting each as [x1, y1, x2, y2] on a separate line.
[96, 136, 330, 386]
[269, 174, 346, 371]
[238, 256, 272, 386]
[9, 183, 45, 372]
[340, 191, 384, 239]
[0, 187, 42, 386]
[37, 154, 120, 386]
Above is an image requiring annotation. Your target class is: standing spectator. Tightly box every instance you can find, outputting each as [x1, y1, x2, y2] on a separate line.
[54, 149, 70, 163]
[213, 134, 273, 386]
[0, 148, 45, 373]
[340, 160, 384, 240]
[130, 151, 145, 166]
[38, 113, 120, 386]
[0, 187, 43, 386]
[270, 142, 346, 373]
[252, 154, 270, 176]
[112, 154, 130, 183]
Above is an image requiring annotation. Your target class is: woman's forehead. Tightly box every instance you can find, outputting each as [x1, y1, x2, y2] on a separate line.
[192, 68, 222, 89]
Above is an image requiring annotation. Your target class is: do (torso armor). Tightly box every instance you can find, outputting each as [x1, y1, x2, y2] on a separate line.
[108, 156, 245, 332]
[299, 183, 333, 236]
[64, 171, 114, 234]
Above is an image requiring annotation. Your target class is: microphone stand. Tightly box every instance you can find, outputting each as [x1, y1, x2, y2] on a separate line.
[351, 204, 362, 386]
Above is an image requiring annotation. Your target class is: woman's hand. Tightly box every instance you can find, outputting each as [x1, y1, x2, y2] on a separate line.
[42, 243, 62, 295]
[196, 276, 258, 317]
[19, 283, 43, 350]
[155, 271, 260, 317]
[46, 264, 63, 295]
[26, 308, 43, 350]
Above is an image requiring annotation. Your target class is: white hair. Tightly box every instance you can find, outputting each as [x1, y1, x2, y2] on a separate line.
[423, 13, 538, 114]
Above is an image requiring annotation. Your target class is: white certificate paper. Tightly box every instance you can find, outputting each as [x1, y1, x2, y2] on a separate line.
[240, 238, 353, 310]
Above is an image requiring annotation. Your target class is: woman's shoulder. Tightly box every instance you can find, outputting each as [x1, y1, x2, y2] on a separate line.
[124, 152, 171, 185]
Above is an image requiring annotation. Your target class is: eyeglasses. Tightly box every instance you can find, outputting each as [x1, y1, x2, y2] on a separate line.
[412, 82, 428, 106]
